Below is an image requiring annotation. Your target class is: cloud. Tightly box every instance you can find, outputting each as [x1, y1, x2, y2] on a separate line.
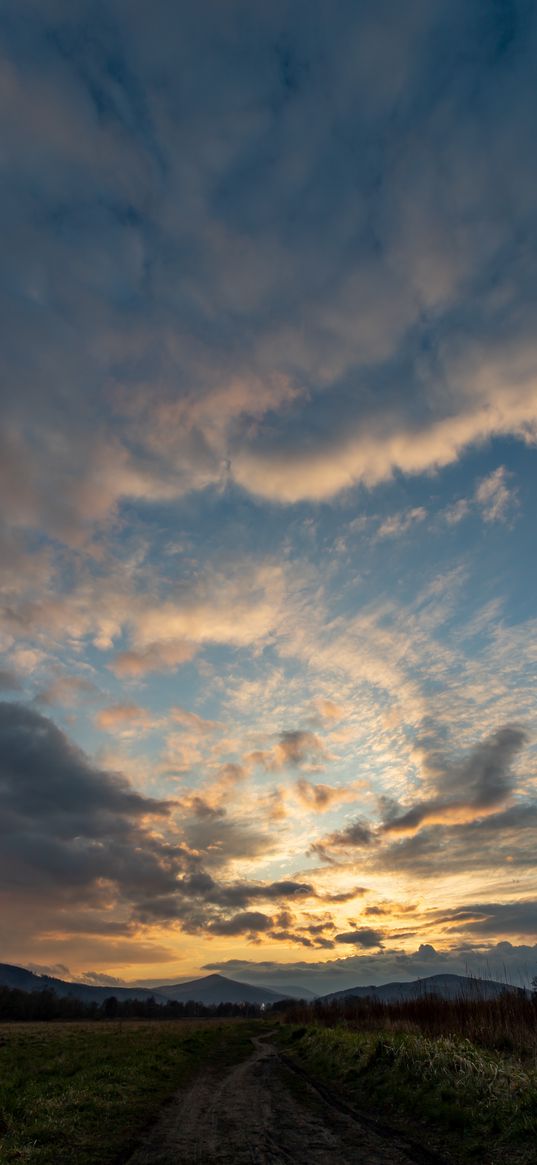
[0, 556, 289, 681]
[2, 1, 537, 977]
[0, 702, 323, 943]
[304, 725, 535, 878]
[382, 725, 528, 834]
[35, 674, 100, 707]
[379, 802, 537, 877]
[475, 466, 518, 523]
[312, 699, 345, 723]
[110, 561, 287, 676]
[295, 778, 360, 812]
[335, 928, 384, 948]
[111, 642, 198, 678]
[442, 466, 518, 527]
[433, 900, 537, 938]
[0, 702, 187, 927]
[180, 810, 276, 868]
[231, 382, 537, 505]
[0, 0, 536, 553]
[444, 498, 471, 526]
[79, 971, 126, 987]
[274, 729, 328, 768]
[204, 939, 537, 994]
[310, 817, 375, 862]
[95, 703, 155, 733]
[170, 707, 222, 735]
[0, 667, 21, 692]
[208, 911, 272, 936]
[245, 728, 330, 777]
[376, 507, 427, 540]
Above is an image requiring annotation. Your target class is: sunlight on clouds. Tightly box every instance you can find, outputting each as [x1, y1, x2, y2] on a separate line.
[1, 0, 537, 985]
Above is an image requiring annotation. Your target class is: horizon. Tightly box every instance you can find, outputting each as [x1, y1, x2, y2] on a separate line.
[4, 961, 530, 999]
[1, 1, 536, 994]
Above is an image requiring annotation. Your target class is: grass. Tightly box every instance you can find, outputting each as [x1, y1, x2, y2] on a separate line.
[276, 1022, 537, 1163]
[283, 991, 537, 1061]
[0, 1019, 256, 1164]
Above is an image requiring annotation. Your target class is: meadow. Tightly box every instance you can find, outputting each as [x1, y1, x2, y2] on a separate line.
[277, 992, 537, 1163]
[1, 995, 536, 1164]
[0, 1019, 255, 1164]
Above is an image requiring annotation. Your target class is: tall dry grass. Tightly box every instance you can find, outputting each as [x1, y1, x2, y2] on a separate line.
[282, 989, 537, 1061]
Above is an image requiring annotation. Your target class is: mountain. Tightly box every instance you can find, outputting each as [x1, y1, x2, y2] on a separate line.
[0, 963, 168, 1004]
[0, 964, 290, 1006]
[155, 973, 286, 1005]
[275, 984, 318, 1000]
[321, 972, 525, 1003]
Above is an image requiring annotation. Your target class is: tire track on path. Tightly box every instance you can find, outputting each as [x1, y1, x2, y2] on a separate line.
[126, 1035, 447, 1164]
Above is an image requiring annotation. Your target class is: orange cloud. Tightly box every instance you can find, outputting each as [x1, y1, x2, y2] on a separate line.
[110, 641, 198, 678]
[95, 703, 154, 732]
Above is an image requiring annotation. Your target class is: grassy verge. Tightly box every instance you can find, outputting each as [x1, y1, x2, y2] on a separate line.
[0, 1019, 257, 1164]
[276, 1023, 537, 1163]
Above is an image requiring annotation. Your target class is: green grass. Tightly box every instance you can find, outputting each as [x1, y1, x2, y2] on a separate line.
[0, 1019, 256, 1164]
[276, 1024, 537, 1163]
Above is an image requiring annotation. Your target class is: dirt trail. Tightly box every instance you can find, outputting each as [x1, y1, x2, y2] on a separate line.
[126, 1035, 441, 1165]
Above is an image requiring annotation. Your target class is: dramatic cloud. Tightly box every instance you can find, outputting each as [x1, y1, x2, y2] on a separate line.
[379, 804, 537, 877]
[204, 941, 537, 994]
[0, 703, 181, 914]
[0, 704, 310, 939]
[382, 725, 528, 834]
[311, 818, 375, 862]
[0, 0, 537, 545]
[1, 1, 537, 981]
[436, 900, 537, 937]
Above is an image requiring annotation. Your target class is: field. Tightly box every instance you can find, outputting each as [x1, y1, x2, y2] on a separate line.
[1, 997, 536, 1163]
[0, 1019, 255, 1164]
[276, 994, 537, 1164]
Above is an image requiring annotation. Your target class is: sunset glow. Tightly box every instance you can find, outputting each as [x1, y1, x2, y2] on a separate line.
[1, 0, 536, 996]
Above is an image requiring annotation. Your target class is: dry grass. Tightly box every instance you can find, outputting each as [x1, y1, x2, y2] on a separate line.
[277, 1002, 537, 1164]
[283, 990, 537, 1062]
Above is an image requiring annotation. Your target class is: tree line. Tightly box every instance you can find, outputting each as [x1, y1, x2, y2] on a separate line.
[0, 984, 265, 1022]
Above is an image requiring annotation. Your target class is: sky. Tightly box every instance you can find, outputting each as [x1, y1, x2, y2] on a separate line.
[1, 0, 536, 995]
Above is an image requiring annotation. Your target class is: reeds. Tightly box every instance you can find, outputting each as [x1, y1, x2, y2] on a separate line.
[282, 987, 537, 1062]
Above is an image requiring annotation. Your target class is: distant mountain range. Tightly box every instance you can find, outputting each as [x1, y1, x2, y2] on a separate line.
[0, 963, 170, 1005]
[0, 964, 309, 1006]
[0, 964, 525, 1007]
[320, 972, 525, 1003]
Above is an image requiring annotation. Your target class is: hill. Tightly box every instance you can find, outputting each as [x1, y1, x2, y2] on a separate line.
[0, 964, 297, 1006]
[159, 973, 285, 1005]
[321, 972, 524, 1003]
[0, 963, 168, 1004]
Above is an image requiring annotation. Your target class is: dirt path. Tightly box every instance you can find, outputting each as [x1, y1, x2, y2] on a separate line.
[126, 1036, 441, 1165]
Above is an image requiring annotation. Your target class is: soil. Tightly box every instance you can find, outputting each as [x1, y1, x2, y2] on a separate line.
[126, 1035, 444, 1165]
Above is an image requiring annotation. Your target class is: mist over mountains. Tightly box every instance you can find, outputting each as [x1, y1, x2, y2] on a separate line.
[0, 965, 305, 1006]
[322, 973, 526, 1002]
[0, 963, 525, 1007]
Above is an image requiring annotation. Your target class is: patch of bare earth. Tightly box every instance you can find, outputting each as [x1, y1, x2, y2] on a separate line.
[126, 1036, 441, 1165]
